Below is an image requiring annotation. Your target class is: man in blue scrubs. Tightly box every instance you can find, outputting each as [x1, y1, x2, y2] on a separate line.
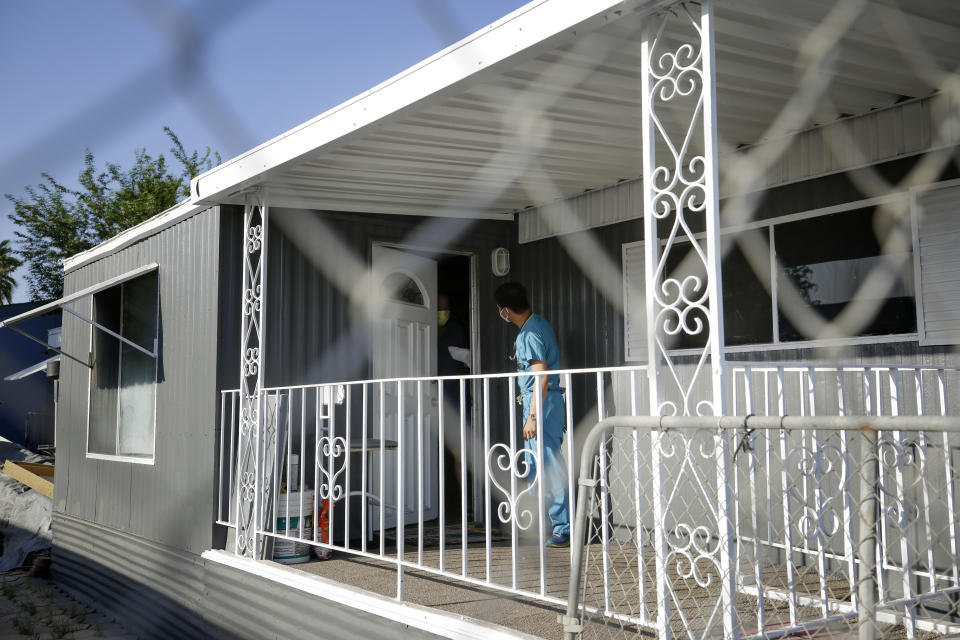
[494, 282, 570, 547]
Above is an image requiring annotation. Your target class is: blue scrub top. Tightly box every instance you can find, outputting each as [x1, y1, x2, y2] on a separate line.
[515, 314, 562, 399]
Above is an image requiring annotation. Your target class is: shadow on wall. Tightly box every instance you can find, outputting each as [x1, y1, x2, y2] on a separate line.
[52, 545, 225, 640]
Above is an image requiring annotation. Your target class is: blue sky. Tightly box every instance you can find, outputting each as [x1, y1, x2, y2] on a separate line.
[0, 0, 529, 301]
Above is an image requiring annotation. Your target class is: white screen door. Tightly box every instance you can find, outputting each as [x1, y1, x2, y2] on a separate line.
[371, 245, 439, 531]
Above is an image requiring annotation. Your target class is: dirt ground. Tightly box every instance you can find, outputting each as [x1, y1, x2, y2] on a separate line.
[0, 570, 136, 640]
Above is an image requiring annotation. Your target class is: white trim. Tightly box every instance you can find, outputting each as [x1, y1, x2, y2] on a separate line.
[0, 263, 160, 327]
[718, 192, 910, 237]
[672, 334, 920, 357]
[4, 355, 60, 382]
[621, 191, 925, 353]
[85, 452, 155, 466]
[190, 0, 661, 207]
[621, 240, 645, 363]
[84, 270, 160, 463]
[910, 189, 926, 344]
[200, 550, 542, 640]
[63, 201, 206, 273]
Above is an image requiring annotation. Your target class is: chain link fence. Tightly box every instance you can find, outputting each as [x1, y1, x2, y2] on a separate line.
[569, 414, 960, 639]
[19, 0, 960, 638]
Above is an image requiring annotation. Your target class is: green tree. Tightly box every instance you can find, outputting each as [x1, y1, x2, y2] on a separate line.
[0, 239, 21, 304]
[6, 128, 219, 301]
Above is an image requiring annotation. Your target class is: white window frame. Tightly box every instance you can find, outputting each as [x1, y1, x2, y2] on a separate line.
[623, 192, 923, 359]
[85, 271, 160, 465]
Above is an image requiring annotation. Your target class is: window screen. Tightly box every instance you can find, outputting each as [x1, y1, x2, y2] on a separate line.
[88, 272, 159, 459]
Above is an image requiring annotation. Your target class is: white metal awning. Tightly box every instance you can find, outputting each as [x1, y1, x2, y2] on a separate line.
[4, 355, 59, 382]
[188, 0, 960, 219]
[0, 263, 160, 368]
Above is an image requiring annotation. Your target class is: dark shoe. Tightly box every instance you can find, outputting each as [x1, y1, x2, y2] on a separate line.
[546, 533, 570, 548]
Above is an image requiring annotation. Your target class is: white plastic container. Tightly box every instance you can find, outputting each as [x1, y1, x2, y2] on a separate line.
[272, 490, 314, 564]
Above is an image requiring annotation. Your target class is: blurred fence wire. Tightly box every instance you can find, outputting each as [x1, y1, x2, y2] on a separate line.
[26, 0, 960, 638]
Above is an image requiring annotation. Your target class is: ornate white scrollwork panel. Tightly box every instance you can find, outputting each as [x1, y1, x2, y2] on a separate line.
[642, 1, 723, 419]
[656, 429, 727, 634]
[235, 202, 268, 558]
[876, 435, 925, 530]
[317, 436, 348, 502]
[487, 443, 539, 531]
[784, 441, 847, 546]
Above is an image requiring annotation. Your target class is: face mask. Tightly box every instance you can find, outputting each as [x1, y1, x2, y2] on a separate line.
[438, 310, 450, 327]
[499, 308, 511, 323]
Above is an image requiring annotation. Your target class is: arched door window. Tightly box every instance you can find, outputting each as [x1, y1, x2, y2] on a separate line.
[381, 272, 425, 306]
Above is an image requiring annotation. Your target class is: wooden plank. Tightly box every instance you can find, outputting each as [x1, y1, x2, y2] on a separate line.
[2, 460, 54, 498]
[14, 462, 55, 477]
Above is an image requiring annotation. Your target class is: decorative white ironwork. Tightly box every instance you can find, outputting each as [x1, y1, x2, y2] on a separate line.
[877, 435, 925, 529]
[235, 200, 268, 558]
[785, 442, 846, 544]
[215, 364, 960, 638]
[641, 1, 724, 418]
[487, 443, 539, 530]
[317, 435, 348, 501]
[641, 3, 734, 638]
[656, 428, 727, 634]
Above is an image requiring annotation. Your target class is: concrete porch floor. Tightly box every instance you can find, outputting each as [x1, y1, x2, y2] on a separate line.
[297, 541, 578, 639]
[287, 533, 874, 639]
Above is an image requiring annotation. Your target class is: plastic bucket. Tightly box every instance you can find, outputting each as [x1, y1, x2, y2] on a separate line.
[273, 490, 314, 564]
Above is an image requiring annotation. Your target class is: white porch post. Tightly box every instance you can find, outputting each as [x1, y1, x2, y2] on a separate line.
[641, 0, 734, 637]
[235, 198, 269, 558]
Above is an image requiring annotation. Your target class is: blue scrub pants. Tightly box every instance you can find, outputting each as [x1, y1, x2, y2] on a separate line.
[522, 390, 570, 536]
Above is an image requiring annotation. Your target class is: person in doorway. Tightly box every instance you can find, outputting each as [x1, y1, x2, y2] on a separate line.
[494, 282, 570, 548]
[438, 293, 469, 378]
[437, 293, 469, 520]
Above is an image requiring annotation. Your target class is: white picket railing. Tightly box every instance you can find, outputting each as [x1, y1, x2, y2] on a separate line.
[218, 364, 648, 605]
[216, 362, 960, 638]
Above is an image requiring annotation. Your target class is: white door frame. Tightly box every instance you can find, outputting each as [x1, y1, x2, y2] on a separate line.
[371, 241, 483, 518]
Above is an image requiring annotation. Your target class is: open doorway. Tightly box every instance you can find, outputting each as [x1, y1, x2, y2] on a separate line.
[370, 243, 480, 525]
[435, 254, 472, 520]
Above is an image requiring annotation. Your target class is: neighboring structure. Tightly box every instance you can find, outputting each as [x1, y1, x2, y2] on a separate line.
[0, 303, 59, 448]
[3, 0, 958, 638]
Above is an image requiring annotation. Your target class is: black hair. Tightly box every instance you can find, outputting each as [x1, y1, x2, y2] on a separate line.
[494, 282, 530, 313]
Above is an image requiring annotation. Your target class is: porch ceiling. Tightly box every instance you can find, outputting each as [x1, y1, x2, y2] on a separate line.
[191, 0, 960, 219]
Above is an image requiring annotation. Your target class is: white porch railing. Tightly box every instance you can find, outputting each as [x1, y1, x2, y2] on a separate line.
[565, 414, 960, 640]
[216, 362, 960, 638]
[218, 364, 648, 605]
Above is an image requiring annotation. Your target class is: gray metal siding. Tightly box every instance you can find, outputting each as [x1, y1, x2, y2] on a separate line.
[53, 513, 207, 639]
[53, 512, 456, 640]
[915, 182, 960, 345]
[515, 155, 960, 373]
[56, 207, 223, 554]
[263, 209, 516, 388]
[519, 93, 960, 243]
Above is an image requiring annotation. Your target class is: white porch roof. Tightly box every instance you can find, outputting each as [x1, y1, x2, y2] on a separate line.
[189, 0, 960, 218]
[62, 0, 960, 273]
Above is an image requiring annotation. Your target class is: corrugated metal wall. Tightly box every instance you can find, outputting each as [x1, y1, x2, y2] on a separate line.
[264, 208, 516, 387]
[515, 153, 960, 374]
[56, 207, 225, 555]
[53, 513, 207, 639]
[53, 512, 453, 640]
[520, 93, 960, 243]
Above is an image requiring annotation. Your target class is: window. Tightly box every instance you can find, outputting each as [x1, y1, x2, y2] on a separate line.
[381, 272, 425, 306]
[775, 208, 915, 341]
[623, 200, 918, 356]
[87, 272, 159, 460]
